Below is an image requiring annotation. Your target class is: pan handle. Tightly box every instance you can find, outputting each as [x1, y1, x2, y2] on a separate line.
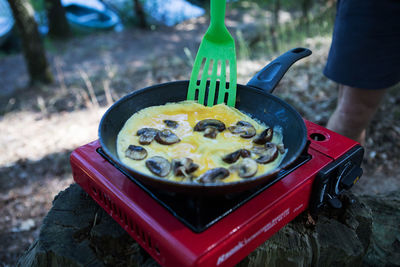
[246, 47, 312, 94]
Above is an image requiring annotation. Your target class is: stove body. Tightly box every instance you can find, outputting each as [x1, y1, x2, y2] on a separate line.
[71, 120, 363, 267]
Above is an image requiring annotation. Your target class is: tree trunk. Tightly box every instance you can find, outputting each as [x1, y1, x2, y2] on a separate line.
[301, 0, 313, 36]
[133, 0, 147, 28]
[269, 0, 280, 52]
[7, 0, 53, 85]
[44, 0, 70, 38]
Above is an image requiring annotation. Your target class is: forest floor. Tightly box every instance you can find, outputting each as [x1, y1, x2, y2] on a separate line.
[1, 8, 399, 266]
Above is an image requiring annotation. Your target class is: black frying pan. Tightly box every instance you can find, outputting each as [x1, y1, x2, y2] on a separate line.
[99, 47, 312, 195]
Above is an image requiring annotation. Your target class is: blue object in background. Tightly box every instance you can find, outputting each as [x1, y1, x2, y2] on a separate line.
[144, 0, 205, 26]
[61, 0, 121, 31]
[0, 0, 14, 46]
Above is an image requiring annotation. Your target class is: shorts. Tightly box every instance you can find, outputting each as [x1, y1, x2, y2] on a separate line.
[324, 0, 400, 89]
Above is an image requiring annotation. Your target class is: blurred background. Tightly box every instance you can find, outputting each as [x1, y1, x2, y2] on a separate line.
[0, 0, 399, 265]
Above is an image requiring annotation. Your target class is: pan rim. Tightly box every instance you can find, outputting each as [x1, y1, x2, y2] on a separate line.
[99, 80, 307, 190]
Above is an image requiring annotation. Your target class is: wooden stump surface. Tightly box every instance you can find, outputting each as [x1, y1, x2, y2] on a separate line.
[17, 184, 400, 267]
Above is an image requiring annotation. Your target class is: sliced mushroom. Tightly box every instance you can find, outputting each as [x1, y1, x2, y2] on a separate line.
[194, 119, 226, 132]
[222, 150, 242, 164]
[256, 143, 279, 164]
[172, 158, 199, 176]
[137, 128, 159, 145]
[251, 145, 267, 155]
[277, 143, 285, 154]
[155, 129, 181, 145]
[228, 121, 256, 138]
[253, 128, 273, 145]
[222, 149, 252, 164]
[230, 158, 258, 178]
[145, 156, 171, 177]
[240, 149, 251, 158]
[196, 168, 230, 183]
[163, 119, 178, 129]
[125, 145, 147, 160]
[204, 127, 218, 139]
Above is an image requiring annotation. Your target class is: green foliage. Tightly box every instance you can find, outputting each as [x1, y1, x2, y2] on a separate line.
[30, 0, 45, 12]
[236, 30, 250, 60]
[233, 0, 336, 59]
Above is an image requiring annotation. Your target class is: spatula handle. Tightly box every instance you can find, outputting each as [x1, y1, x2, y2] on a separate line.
[247, 48, 312, 94]
[208, 0, 230, 40]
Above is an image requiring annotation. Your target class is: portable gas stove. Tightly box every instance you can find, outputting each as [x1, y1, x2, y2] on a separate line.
[71, 120, 363, 267]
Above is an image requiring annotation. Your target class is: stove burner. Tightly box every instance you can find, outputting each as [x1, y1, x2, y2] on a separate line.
[97, 147, 311, 232]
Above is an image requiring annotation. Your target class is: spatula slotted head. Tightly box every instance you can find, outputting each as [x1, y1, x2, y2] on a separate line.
[188, 38, 237, 107]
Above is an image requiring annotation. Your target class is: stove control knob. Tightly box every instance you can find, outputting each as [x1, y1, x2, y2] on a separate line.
[339, 164, 363, 190]
[327, 195, 342, 209]
[310, 145, 364, 215]
[335, 163, 363, 195]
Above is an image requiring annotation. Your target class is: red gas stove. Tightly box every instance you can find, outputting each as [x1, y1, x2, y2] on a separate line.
[71, 120, 363, 267]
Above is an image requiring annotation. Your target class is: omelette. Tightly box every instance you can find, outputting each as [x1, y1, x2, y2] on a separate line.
[117, 101, 286, 183]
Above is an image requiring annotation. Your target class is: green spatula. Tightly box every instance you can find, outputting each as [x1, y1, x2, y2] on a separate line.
[187, 0, 237, 107]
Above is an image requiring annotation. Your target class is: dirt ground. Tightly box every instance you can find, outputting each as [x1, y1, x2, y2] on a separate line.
[1, 10, 399, 266]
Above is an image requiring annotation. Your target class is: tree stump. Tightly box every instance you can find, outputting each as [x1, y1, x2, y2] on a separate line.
[17, 184, 400, 267]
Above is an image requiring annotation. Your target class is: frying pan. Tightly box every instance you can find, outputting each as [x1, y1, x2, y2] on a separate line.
[99, 47, 312, 195]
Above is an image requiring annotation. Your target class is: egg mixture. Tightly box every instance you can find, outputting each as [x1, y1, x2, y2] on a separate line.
[117, 101, 285, 183]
